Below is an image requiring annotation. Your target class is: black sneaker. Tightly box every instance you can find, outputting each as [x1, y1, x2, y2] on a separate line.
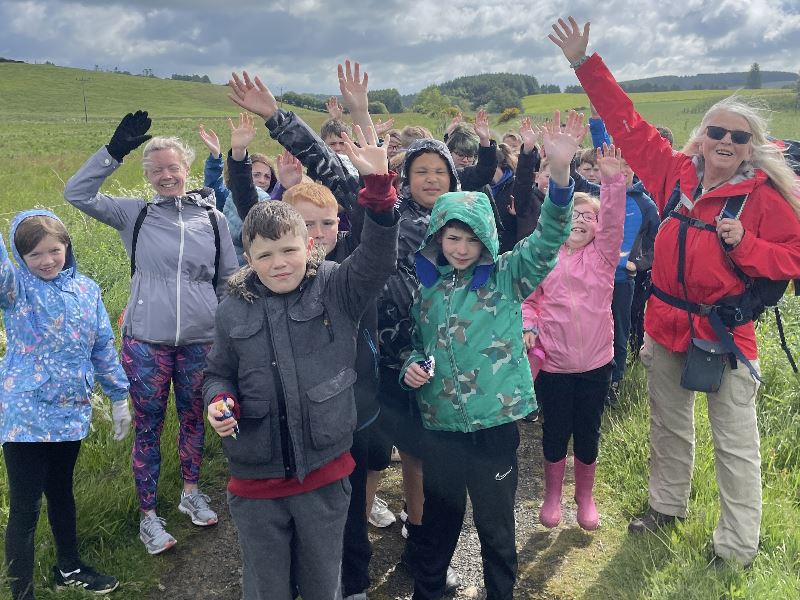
[53, 564, 119, 594]
[522, 409, 539, 423]
[627, 507, 683, 534]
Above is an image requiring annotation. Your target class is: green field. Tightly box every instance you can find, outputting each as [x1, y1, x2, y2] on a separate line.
[522, 88, 800, 146]
[1, 61, 800, 600]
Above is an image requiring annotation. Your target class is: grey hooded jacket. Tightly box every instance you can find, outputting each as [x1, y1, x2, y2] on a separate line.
[64, 146, 239, 346]
[202, 211, 399, 480]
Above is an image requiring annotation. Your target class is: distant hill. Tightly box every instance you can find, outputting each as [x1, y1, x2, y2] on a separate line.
[619, 71, 798, 92]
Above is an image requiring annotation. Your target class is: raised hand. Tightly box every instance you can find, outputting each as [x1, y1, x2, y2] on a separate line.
[228, 113, 257, 161]
[446, 112, 463, 136]
[198, 125, 221, 158]
[473, 109, 490, 145]
[596, 143, 623, 182]
[374, 117, 396, 137]
[548, 16, 591, 64]
[341, 125, 387, 176]
[540, 110, 587, 169]
[276, 149, 304, 190]
[338, 59, 369, 115]
[326, 96, 344, 120]
[107, 110, 152, 162]
[519, 117, 540, 154]
[228, 71, 278, 121]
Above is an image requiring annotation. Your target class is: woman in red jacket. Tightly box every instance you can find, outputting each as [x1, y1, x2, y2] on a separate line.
[550, 16, 800, 567]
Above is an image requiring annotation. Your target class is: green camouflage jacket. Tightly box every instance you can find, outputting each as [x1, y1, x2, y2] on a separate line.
[400, 189, 571, 432]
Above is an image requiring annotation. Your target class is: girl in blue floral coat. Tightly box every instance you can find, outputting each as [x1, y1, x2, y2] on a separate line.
[1, 210, 131, 600]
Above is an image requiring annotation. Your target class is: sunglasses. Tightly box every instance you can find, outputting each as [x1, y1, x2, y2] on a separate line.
[572, 210, 598, 223]
[706, 126, 752, 145]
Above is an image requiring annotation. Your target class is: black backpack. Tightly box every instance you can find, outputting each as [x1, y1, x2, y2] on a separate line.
[130, 202, 221, 288]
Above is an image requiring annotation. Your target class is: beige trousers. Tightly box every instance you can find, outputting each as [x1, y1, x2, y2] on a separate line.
[640, 334, 761, 565]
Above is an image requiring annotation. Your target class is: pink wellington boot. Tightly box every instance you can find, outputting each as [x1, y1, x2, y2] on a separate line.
[573, 457, 599, 531]
[539, 457, 567, 528]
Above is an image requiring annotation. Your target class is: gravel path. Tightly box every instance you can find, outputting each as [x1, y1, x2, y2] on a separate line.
[147, 420, 587, 599]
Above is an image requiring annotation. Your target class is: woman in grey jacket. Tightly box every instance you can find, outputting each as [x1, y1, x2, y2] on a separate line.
[64, 111, 239, 555]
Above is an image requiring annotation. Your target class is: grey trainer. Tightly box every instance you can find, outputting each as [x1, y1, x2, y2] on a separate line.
[139, 514, 177, 555]
[178, 490, 218, 526]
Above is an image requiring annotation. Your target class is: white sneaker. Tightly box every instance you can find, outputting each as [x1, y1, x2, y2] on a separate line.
[368, 496, 396, 528]
[399, 504, 409, 523]
[390, 446, 402, 462]
[401, 523, 408, 539]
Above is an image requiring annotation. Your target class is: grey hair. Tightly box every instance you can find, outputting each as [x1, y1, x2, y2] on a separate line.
[685, 96, 800, 218]
[142, 136, 196, 171]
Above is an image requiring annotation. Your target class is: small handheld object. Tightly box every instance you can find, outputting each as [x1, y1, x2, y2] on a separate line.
[417, 356, 436, 377]
[216, 399, 238, 440]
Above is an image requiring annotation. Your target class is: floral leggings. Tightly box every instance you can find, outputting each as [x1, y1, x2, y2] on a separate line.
[121, 336, 211, 512]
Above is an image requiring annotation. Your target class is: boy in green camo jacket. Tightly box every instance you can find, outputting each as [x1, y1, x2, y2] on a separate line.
[399, 111, 584, 600]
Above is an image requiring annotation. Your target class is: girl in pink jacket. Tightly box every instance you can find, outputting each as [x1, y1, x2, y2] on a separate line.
[522, 144, 627, 530]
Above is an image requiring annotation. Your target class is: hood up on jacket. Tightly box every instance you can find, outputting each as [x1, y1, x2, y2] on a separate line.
[10, 209, 77, 281]
[398, 138, 461, 202]
[415, 191, 499, 291]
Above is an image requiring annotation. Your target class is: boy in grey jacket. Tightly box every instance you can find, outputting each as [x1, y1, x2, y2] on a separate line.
[204, 122, 398, 600]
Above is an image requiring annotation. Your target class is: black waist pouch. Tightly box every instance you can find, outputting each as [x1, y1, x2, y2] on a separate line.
[680, 338, 728, 393]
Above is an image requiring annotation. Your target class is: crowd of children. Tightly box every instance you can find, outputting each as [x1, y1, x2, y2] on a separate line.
[2, 15, 800, 600]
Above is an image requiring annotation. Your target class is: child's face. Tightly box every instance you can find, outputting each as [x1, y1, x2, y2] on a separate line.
[324, 134, 347, 154]
[245, 232, 313, 294]
[502, 135, 521, 152]
[440, 225, 483, 270]
[567, 206, 598, 250]
[578, 161, 600, 184]
[252, 162, 272, 191]
[451, 150, 476, 169]
[535, 165, 551, 192]
[292, 199, 340, 254]
[145, 148, 188, 197]
[409, 152, 450, 209]
[22, 234, 67, 280]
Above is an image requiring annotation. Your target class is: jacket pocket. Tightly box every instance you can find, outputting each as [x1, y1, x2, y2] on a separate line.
[289, 300, 333, 356]
[221, 401, 273, 464]
[306, 367, 357, 450]
[5, 369, 51, 392]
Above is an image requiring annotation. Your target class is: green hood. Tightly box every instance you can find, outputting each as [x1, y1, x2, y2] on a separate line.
[415, 191, 499, 290]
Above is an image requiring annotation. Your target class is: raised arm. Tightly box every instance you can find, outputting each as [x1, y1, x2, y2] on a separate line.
[337, 60, 374, 136]
[497, 111, 582, 298]
[226, 113, 260, 221]
[64, 111, 151, 229]
[0, 233, 20, 310]
[594, 144, 628, 267]
[229, 70, 361, 214]
[549, 16, 678, 207]
[199, 125, 230, 211]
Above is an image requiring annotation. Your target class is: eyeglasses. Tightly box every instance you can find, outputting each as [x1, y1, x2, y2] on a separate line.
[705, 126, 752, 145]
[452, 151, 476, 161]
[572, 210, 598, 223]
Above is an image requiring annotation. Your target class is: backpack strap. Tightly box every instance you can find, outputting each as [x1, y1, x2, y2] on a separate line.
[204, 206, 221, 290]
[130, 204, 149, 278]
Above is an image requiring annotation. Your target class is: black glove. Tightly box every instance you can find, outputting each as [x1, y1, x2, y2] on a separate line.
[106, 110, 152, 162]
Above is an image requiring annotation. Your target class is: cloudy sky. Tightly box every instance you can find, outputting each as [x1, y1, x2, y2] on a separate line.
[2, 0, 798, 94]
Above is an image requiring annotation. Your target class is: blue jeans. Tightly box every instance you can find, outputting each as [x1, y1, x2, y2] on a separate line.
[611, 277, 636, 382]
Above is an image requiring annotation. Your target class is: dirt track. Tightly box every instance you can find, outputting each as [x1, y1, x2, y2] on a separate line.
[147, 420, 590, 599]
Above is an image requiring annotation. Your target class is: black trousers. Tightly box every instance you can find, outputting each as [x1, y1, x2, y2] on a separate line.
[3, 441, 82, 600]
[534, 364, 612, 464]
[629, 270, 651, 358]
[341, 425, 372, 596]
[409, 422, 519, 600]
[611, 277, 636, 382]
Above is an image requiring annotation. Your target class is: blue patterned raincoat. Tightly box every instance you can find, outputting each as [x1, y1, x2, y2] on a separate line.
[0, 209, 129, 442]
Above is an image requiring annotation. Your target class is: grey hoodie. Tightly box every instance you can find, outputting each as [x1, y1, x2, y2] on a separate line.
[64, 146, 239, 346]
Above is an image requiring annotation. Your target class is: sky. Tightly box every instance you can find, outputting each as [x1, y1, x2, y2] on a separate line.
[2, 0, 799, 94]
